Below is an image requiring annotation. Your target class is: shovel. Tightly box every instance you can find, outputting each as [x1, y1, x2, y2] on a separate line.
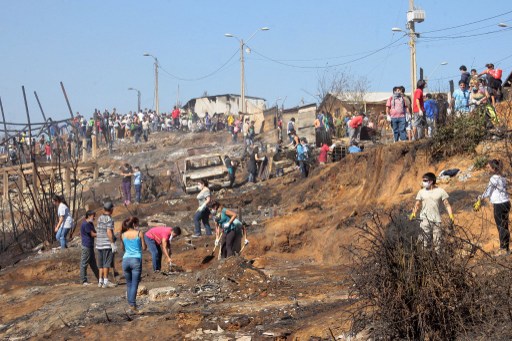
[201, 233, 222, 264]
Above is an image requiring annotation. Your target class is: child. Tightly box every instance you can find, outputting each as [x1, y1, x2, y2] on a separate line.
[133, 166, 142, 204]
[45, 141, 52, 162]
[80, 210, 99, 285]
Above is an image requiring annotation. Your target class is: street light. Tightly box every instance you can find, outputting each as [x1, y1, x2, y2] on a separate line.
[128, 87, 141, 113]
[143, 52, 159, 116]
[498, 23, 509, 28]
[225, 27, 270, 114]
[426, 62, 448, 81]
[392, 2, 426, 93]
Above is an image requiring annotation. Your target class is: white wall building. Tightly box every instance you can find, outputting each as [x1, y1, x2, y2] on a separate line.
[182, 94, 266, 118]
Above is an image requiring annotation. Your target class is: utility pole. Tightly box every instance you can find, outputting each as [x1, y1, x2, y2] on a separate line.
[137, 90, 141, 113]
[177, 83, 180, 107]
[408, 0, 417, 93]
[144, 53, 159, 115]
[225, 27, 269, 115]
[240, 39, 245, 114]
[154, 57, 159, 116]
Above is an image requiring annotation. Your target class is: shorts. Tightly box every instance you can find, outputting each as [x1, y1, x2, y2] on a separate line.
[412, 112, 424, 128]
[405, 113, 412, 131]
[97, 249, 113, 268]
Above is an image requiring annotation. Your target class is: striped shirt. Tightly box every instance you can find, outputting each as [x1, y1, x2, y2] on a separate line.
[96, 214, 114, 250]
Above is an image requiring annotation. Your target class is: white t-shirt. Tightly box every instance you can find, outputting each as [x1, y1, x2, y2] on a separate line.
[58, 203, 73, 229]
[482, 174, 509, 204]
[416, 187, 449, 223]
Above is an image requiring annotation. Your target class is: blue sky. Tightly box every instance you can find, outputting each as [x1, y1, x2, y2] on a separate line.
[1, 0, 512, 122]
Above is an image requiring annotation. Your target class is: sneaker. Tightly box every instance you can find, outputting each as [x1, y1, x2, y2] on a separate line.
[104, 281, 118, 288]
[82, 282, 92, 286]
[495, 249, 509, 256]
[191, 234, 201, 238]
[129, 306, 140, 314]
[98, 281, 103, 288]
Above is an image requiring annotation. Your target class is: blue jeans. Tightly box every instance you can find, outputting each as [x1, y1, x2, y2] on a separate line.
[135, 184, 142, 203]
[391, 117, 407, 142]
[56, 227, 70, 249]
[122, 257, 142, 307]
[194, 209, 212, 235]
[144, 235, 162, 271]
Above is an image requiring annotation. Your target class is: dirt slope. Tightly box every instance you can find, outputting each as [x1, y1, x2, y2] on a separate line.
[0, 131, 504, 340]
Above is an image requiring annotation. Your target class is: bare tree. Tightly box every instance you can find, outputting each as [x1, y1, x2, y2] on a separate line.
[316, 69, 370, 115]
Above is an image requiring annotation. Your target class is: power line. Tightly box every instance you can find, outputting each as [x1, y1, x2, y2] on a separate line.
[158, 48, 240, 81]
[421, 27, 512, 40]
[248, 35, 408, 70]
[421, 9, 512, 34]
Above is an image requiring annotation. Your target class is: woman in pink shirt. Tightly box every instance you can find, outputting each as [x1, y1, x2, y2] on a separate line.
[144, 226, 181, 272]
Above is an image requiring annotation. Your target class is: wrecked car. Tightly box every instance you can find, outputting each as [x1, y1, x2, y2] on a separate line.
[181, 154, 230, 193]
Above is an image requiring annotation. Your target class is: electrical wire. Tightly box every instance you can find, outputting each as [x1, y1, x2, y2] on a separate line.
[247, 35, 408, 70]
[158, 48, 240, 81]
[421, 27, 512, 40]
[421, 9, 512, 34]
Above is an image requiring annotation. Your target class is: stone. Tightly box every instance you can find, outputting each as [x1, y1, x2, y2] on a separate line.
[148, 286, 177, 301]
[137, 285, 148, 296]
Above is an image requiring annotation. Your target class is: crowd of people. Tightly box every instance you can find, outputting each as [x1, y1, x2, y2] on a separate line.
[384, 63, 504, 143]
[77, 190, 248, 312]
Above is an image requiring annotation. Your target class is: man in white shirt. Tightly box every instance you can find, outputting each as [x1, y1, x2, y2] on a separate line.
[410, 172, 454, 250]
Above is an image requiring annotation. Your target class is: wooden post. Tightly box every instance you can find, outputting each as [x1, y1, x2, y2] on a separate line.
[3, 171, 8, 200]
[82, 137, 87, 162]
[64, 165, 71, 196]
[19, 169, 26, 193]
[91, 135, 97, 159]
[32, 163, 39, 196]
[93, 163, 99, 181]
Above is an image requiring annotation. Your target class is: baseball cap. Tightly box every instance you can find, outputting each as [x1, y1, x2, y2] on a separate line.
[103, 202, 114, 211]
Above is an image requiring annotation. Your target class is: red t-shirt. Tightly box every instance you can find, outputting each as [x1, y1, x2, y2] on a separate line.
[318, 144, 330, 163]
[413, 88, 424, 113]
[45, 145, 51, 156]
[171, 109, 180, 119]
[349, 115, 363, 128]
[145, 226, 173, 245]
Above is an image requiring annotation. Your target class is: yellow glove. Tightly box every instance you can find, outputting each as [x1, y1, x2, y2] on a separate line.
[473, 199, 481, 212]
[449, 214, 455, 223]
[409, 212, 416, 221]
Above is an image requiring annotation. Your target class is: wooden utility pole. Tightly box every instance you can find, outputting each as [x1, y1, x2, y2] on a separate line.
[408, 0, 418, 93]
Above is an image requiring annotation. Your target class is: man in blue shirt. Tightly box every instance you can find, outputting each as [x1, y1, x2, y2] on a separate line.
[424, 93, 439, 138]
[452, 81, 470, 115]
[80, 210, 99, 285]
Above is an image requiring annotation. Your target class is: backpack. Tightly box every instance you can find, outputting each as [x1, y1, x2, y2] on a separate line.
[391, 96, 406, 113]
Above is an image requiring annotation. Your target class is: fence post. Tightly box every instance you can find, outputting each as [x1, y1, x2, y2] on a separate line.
[3, 171, 8, 200]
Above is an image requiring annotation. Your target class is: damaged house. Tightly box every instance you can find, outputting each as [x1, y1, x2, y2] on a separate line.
[182, 94, 267, 132]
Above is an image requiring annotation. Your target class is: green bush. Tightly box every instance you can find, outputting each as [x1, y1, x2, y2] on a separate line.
[473, 155, 489, 170]
[429, 110, 488, 161]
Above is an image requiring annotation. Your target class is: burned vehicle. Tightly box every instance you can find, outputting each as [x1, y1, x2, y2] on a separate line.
[181, 154, 230, 193]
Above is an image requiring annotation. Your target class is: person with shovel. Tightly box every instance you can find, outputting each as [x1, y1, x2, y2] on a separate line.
[144, 226, 182, 272]
[210, 201, 243, 258]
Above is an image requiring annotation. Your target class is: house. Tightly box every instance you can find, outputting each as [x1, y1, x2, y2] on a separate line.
[319, 92, 391, 118]
[182, 94, 266, 118]
[280, 103, 317, 142]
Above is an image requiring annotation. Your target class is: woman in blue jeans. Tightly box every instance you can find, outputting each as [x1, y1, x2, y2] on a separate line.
[53, 194, 74, 249]
[192, 179, 212, 237]
[121, 217, 146, 312]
